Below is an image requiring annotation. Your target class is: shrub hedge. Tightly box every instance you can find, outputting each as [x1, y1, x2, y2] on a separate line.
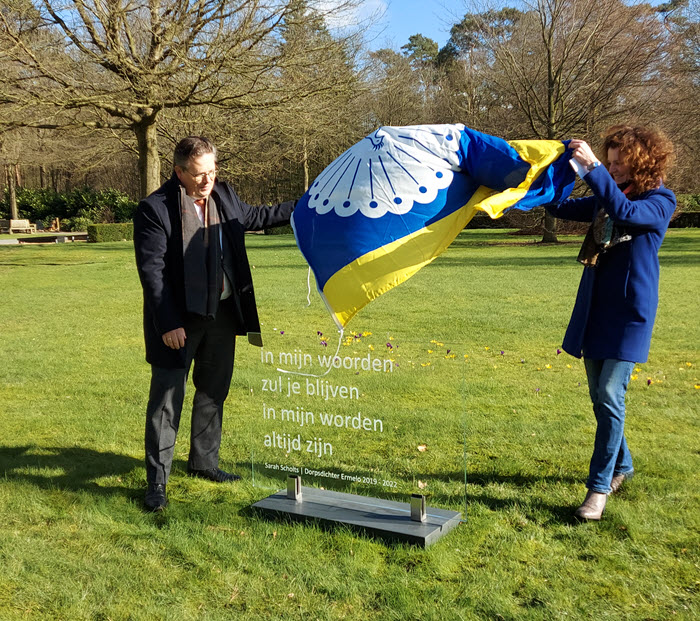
[5, 188, 696, 234]
[87, 223, 134, 243]
[264, 224, 294, 235]
[668, 194, 700, 228]
[464, 194, 700, 231]
[676, 193, 700, 212]
[0, 187, 137, 227]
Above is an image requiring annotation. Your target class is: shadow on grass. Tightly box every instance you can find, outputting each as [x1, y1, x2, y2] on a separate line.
[424, 470, 583, 524]
[465, 470, 580, 487]
[83, 243, 134, 250]
[0, 444, 142, 499]
[0, 446, 581, 523]
[246, 240, 300, 250]
[465, 493, 579, 525]
[0, 261, 105, 267]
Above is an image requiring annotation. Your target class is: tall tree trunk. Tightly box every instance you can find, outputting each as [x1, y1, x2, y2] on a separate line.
[542, 210, 558, 243]
[7, 165, 19, 220]
[542, 119, 559, 243]
[134, 117, 161, 198]
[39, 164, 46, 188]
[303, 135, 310, 192]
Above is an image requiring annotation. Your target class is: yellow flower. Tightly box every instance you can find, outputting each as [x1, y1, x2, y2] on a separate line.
[368, 345, 374, 351]
[363, 331, 372, 337]
[545, 364, 552, 369]
[427, 349, 434, 354]
[694, 384, 700, 389]
[484, 346, 490, 351]
[686, 362, 692, 367]
[567, 364, 572, 369]
[631, 375, 638, 380]
[634, 367, 641, 373]
[421, 362, 431, 367]
[436, 342, 444, 347]
[464, 354, 469, 358]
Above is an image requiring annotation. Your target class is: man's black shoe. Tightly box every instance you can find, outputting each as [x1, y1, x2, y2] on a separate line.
[144, 483, 168, 512]
[187, 467, 241, 483]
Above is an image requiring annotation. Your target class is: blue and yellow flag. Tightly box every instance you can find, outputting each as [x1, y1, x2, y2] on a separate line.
[292, 124, 575, 328]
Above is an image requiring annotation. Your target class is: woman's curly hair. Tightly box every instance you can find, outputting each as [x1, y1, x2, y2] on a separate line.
[601, 125, 674, 194]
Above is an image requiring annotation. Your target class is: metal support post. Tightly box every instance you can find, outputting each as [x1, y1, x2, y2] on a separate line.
[410, 494, 426, 522]
[287, 475, 302, 502]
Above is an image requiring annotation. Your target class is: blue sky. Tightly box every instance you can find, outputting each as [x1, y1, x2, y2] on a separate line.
[365, 0, 462, 51]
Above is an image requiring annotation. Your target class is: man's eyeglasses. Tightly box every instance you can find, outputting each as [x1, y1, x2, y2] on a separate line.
[185, 168, 218, 183]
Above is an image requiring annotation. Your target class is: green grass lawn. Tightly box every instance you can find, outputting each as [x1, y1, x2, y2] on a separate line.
[0, 230, 698, 620]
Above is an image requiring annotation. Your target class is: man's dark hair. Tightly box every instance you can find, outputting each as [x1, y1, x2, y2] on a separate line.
[173, 136, 217, 169]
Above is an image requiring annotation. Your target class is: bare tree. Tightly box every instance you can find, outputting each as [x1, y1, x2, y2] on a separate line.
[364, 48, 426, 126]
[449, 0, 671, 240]
[143, 0, 366, 204]
[0, 0, 364, 197]
[272, 0, 364, 192]
[648, 0, 700, 192]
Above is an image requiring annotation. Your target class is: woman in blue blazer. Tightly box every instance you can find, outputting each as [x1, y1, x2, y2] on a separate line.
[548, 125, 675, 520]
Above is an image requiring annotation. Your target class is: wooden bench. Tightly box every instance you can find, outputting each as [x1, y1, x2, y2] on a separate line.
[8, 219, 37, 234]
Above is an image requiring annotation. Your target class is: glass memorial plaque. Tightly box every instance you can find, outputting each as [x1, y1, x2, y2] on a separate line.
[242, 313, 467, 516]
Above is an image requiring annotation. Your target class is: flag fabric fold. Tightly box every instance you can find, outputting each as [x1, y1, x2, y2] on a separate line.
[292, 124, 575, 328]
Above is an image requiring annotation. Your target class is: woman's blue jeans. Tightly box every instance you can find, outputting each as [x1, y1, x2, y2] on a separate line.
[583, 358, 636, 494]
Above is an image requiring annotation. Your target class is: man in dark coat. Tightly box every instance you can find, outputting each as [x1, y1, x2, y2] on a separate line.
[134, 136, 295, 511]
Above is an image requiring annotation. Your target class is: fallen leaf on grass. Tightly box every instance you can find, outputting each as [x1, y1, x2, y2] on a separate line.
[417, 444, 427, 452]
[417, 480, 427, 489]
